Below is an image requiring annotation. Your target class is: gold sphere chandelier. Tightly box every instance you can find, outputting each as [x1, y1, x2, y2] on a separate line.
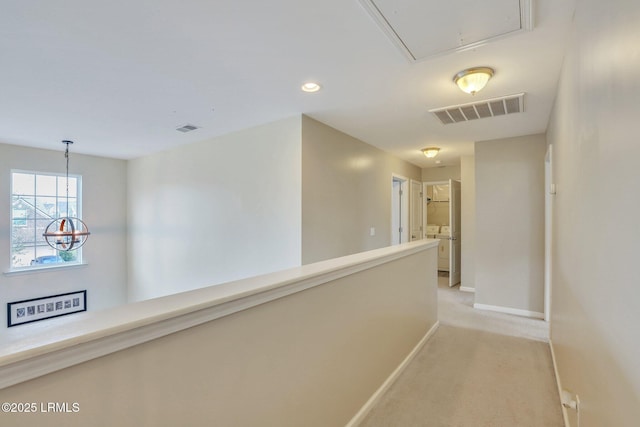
[43, 140, 90, 251]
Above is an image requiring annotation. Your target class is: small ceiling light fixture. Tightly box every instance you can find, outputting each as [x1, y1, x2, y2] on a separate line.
[43, 140, 90, 252]
[301, 82, 321, 93]
[422, 147, 441, 158]
[453, 67, 495, 95]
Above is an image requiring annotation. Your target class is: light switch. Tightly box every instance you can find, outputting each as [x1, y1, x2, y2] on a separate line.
[370, 227, 376, 236]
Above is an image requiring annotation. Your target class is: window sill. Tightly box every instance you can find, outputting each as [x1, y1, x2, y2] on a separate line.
[3, 262, 88, 277]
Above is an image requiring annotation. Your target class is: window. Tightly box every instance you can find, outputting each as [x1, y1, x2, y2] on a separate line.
[10, 171, 83, 269]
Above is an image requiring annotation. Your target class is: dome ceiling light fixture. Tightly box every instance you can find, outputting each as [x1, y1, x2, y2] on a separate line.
[422, 147, 440, 158]
[453, 67, 495, 95]
[43, 140, 90, 252]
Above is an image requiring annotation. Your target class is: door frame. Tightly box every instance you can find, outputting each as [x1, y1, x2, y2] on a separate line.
[409, 179, 424, 241]
[391, 174, 410, 245]
[544, 145, 554, 322]
[448, 179, 462, 287]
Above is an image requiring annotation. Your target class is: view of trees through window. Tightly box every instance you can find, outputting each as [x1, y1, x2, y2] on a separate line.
[11, 171, 82, 269]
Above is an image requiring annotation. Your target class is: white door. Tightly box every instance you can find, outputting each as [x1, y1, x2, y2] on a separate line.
[449, 179, 462, 286]
[410, 180, 423, 241]
[391, 176, 409, 245]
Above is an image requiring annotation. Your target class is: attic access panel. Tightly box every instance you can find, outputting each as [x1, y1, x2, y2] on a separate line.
[360, 0, 532, 62]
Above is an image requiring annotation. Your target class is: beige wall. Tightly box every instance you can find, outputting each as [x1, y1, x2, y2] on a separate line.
[127, 117, 302, 301]
[301, 116, 421, 264]
[0, 143, 128, 321]
[547, 0, 640, 425]
[474, 134, 546, 314]
[421, 165, 460, 182]
[0, 246, 438, 427]
[460, 155, 475, 291]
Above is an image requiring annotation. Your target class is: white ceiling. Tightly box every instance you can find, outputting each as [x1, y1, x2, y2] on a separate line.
[0, 0, 576, 167]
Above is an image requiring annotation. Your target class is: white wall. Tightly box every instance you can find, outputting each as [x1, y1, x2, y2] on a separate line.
[127, 117, 302, 301]
[0, 143, 128, 322]
[460, 155, 475, 291]
[547, 0, 640, 425]
[474, 134, 546, 315]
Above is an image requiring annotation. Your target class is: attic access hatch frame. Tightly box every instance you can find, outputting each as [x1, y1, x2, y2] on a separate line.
[358, 0, 533, 62]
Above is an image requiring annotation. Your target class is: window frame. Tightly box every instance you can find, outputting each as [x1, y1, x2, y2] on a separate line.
[10, 169, 84, 271]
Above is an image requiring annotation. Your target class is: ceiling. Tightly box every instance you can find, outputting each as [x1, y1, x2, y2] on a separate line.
[0, 0, 576, 167]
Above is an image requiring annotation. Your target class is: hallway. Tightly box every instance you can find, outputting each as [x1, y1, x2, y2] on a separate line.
[360, 276, 563, 427]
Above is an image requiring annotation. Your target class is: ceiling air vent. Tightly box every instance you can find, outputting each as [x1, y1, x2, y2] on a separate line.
[430, 93, 525, 125]
[176, 124, 199, 133]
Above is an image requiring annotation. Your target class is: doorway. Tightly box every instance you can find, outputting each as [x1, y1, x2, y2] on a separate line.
[424, 179, 461, 287]
[391, 175, 409, 245]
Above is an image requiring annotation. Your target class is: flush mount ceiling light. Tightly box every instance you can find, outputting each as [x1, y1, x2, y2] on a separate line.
[43, 140, 90, 252]
[453, 67, 494, 95]
[422, 147, 440, 158]
[301, 82, 321, 93]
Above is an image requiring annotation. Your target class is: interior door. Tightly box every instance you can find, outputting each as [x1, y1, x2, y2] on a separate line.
[391, 176, 409, 245]
[449, 179, 461, 286]
[410, 180, 423, 241]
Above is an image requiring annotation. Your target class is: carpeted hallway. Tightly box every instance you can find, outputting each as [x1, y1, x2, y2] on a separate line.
[360, 276, 563, 427]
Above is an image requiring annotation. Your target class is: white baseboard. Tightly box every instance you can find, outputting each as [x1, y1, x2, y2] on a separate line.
[473, 303, 545, 320]
[459, 286, 475, 293]
[345, 321, 440, 427]
[549, 339, 570, 427]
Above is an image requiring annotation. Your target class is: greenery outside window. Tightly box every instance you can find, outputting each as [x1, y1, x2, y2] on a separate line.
[11, 170, 83, 269]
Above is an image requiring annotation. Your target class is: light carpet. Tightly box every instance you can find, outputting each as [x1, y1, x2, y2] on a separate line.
[359, 277, 563, 427]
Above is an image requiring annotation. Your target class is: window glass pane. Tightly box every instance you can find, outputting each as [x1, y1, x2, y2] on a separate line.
[32, 245, 64, 266]
[12, 219, 35, 244]
[13, 173, 35, 196]
[36, 218, 52, 241]
[11, 249, 33, 268]
[58, 176, 78, 198]
[12, 208, 28, 226]
[35, 196, 58, 220]
[36, 174, 57, 196]
[12, 195, 36, 219]
[62, 198, 78, 217]
[11, 170, 82, 269]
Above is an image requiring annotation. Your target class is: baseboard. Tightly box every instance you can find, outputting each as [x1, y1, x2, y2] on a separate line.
[549, 339, 570, 427]
[473, 303, 545, 320]
[459, 286, 475, 293]
[345, 321, 440, 427]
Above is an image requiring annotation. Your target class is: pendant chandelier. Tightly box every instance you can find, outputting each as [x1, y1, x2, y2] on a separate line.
[43, 140, 90, 251]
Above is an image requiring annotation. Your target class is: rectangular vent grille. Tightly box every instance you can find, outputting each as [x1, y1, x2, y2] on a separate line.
[176, 124, 199, 133]
[430, 93, 525, 125]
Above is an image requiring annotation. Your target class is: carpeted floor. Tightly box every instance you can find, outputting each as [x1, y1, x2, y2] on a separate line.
[359, 276, 563, 427]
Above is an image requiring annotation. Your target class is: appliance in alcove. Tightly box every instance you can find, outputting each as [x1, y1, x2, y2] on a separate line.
[437, 226, 451, 272]
[426, 224, 440, 239]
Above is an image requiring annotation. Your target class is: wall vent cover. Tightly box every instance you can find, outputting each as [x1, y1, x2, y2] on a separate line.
[176, 124, 199, 133]
[429, 93, 525, 125]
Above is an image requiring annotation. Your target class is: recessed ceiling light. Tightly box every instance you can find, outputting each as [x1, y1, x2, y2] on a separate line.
[301, 82, 321, 93]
